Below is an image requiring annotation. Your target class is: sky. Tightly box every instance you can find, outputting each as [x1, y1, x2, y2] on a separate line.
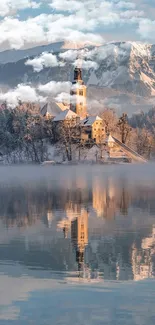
[0, 0, 155, 51]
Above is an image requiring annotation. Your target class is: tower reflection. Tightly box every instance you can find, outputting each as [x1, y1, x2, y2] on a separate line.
[71, 208, 88, 275]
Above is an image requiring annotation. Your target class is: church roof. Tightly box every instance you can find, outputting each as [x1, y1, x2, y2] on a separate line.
[53, 109, 78, 122]
[56, 102, 69, 111]
[40, 101, 70, 117]
[40, 103, 50, 116]
[81, 115, 102, 126]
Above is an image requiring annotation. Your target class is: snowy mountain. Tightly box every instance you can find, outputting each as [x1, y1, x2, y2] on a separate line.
[87, 42, 155, 97]
[0, 41, 155, 114]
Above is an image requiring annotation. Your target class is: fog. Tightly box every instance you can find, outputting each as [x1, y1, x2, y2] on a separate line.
[0, 163, 155, 185]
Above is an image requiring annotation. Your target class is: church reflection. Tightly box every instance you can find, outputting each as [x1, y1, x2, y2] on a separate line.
[57, 198, 155, 280]
[57, 207, 91, 278]
[1, 173, 155, 281]
[71, 208, 88, 275]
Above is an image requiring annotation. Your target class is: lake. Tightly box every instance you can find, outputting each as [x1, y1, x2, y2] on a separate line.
[0, 164, 155, 324]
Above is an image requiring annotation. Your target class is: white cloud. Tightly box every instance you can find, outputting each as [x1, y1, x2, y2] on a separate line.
[38, 81, 71, 96]
[73, 59, 98, 70]
[55, 92, 70, 103]
[0, 0, 153, 50]
[0, 80, 73, 108]
[0, 0, 40, 17]
[0, 15, 48, 49]
[120, 10, 144, 19]
[0, 13, 103, 49]
[55, 92, 84, 104]
[116, 1, 136, 10]
[64, 30, 103, 45]
[49, 0, 83, 12]
[137, 19, 155, 40]
[59, 48, 97, 62]
[59, 49, 79, 62]
[25, 52, 64, 72]
[0, 84, 46, 108]
[26, 47, 99, 72]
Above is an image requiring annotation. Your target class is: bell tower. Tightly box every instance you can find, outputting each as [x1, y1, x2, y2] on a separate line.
[70, 65, 87, 119]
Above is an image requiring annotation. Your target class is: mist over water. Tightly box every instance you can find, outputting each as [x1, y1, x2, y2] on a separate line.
[0, 164, 155, 324]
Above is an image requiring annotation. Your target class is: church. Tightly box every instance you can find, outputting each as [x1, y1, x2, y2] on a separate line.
[40, 65, 106, 144]
[40, 64, 147, 163]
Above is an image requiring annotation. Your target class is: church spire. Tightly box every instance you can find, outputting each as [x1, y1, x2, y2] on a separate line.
[74, 67, 82, 82]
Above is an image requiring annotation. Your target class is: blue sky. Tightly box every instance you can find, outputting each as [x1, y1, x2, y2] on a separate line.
[0, 0, 155, 50]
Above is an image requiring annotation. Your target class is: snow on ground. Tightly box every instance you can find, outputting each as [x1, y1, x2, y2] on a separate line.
[48, 144, 108, 163]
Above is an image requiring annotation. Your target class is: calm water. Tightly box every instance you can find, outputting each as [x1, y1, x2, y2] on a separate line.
[0, 164, 155, 324]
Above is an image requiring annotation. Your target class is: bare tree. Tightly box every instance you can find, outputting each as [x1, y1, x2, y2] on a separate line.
[100, 108, 118, 135]
[118, 113, 132, 144]
[55, 120, 81, 161]
[135, 128, 154, 159]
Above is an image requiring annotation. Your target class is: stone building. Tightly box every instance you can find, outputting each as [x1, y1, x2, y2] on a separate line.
[81, 115, 106, 143]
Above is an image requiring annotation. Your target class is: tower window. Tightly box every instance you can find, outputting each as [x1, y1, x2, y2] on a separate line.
[79, 90, 83, 96]
[80, 102, 83, 106]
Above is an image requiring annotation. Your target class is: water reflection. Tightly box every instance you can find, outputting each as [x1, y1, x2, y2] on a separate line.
[132, 226, 155, 281]
[0, 166, 155, 282]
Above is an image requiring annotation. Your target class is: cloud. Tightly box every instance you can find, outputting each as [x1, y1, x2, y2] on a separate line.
[0, 80, 73, 108]
[116, 1, 136, 9]
[59, 48, 97, 62]
[58, 48, 99, 70]
[0, 15, 48, 49]
[0, 0, 153, 51]
[0, 0, 40, 17]
[25, 52, 64, 72]
[0, 13, 103, 49]
[0, 84, 46, 107]
[26, 47, 99, 72]
[0, 0, 147, 51]
[120, 10, 144, 20]
[49, 0, 83, 12]
[137, 18, 155, 40]
[73, 59, 98, 70]
[64, 30, 103, 44]
[55, 92, 70, 103]
[55, 92, 84, 105]
[59, 50, 79, 62]
[38, 81, 71, 96]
